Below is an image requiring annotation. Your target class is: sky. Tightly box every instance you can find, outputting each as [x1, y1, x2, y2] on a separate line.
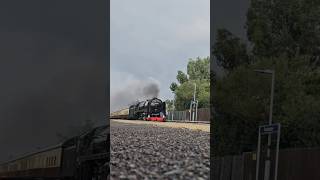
[110, 0, 210, 111]
[212, 0, 249, 41]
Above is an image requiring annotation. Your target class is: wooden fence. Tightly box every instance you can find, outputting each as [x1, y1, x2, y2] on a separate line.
[213, 147, 320, 180]
[167, 108, 210, 122]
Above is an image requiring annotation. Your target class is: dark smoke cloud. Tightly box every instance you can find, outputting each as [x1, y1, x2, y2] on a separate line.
[142, 83, 160, 99]
[0, 1, 107, 162]
[110, 79, 160, 111]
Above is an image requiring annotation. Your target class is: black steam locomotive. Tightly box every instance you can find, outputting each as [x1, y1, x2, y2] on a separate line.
[128, 98, 166, 122]
[0, 125, 109, 180]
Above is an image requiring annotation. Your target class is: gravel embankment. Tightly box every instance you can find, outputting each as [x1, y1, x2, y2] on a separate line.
[110, 120, 210, 180]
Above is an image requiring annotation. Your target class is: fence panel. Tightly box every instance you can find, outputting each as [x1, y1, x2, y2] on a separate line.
[220, 156, 233, 180]
[214, 147, 320, 180]
[167, 108, 210, 122]
[167, 111, 187, 121]
[242, 152, 256, 180]
[212, 157, 222, 180]
[197, 108, 210, 122]
[231, 155, 244, 180]
[277, 148, 320, 180]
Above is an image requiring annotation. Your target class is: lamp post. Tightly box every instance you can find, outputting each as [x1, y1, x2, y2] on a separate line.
[193, 83, 196, 102]
[254, 69, 275, 180]
[172, 97, 175, 121]
[189, 83, 198, 122]
[193, 83, 196, 122]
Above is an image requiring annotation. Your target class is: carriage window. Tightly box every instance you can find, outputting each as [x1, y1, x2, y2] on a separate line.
[45, 157, 47, 166]
[50, 157, 52, 166]
[53, 156, 56, 165]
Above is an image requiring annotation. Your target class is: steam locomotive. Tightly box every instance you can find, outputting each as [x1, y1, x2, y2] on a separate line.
[0, 125, 109, 180]
[111, 98, 166, 122]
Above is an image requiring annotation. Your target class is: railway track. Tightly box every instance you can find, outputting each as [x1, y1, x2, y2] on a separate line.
[111, 119, 210, 132]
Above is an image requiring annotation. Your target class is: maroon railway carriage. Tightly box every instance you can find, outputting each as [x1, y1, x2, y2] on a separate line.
[0, 144, 73, 179]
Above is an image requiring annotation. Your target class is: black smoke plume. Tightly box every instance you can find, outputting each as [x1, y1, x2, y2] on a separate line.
[142, 83, 160, 99]
[110, 80, 160, 111]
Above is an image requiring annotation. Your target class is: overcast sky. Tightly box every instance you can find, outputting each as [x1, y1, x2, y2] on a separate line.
[110, 0, 210, 111]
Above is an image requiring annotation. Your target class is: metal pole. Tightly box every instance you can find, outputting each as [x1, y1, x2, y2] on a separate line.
[274, 124, 280, 180]
[269, 72, 275, 125]
[171, 112, 173, 121]
[193, 83, 196, 102]
[195, 100, 198, 121]
[256, 128, 261, 180]
[192, 105, 195, 122]
[189, 103, 192, 121]
[172, 98, 175, 121]
[264, 71, 275, 180]
[192, 83, 197, 121]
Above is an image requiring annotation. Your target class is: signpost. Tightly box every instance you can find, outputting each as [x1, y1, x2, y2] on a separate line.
[260, 124, 280, 135]
[256, 123, 281, 180]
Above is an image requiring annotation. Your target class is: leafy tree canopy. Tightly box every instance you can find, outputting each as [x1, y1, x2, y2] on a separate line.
[246, 0, 320, 59]
[187, 57, 210, 80]
[168, 57, 210, 111]
[177, 70, 188, 84]
[165, 99, 174, 111]
[213, 29, 250, 70]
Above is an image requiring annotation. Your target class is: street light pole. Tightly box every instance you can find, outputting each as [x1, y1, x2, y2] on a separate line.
[254, 69, 275, 180]
[189, 83, 197, 122]
[193, 83, 197, 121]
[193, 83, 196, 102]
[264, 71, 275, 180]
[172, 98, 175, 121]
[269, 71, 275, 125]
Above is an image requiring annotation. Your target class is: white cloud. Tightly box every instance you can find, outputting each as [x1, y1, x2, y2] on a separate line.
[110, 0, 210, 111]
[175, 17, 210, 43]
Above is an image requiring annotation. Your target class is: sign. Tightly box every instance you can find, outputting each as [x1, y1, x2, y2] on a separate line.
[259, 123, 280, 135]
[256, 123, 281, 180]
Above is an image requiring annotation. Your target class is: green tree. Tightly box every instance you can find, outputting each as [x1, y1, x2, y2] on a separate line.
[170, 82, 178, 92]
[213, 56, 320, 156]
[170, 57, 210, 110]
[187, 57, 210, 80]
[213, 29, 249, 70]
[246, 0, 320, 59]
[165, 99, 174, 111]
[177, 70, 188, 84]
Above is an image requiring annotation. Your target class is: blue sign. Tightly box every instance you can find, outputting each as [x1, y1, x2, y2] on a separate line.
[259, 123, 280, 135]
